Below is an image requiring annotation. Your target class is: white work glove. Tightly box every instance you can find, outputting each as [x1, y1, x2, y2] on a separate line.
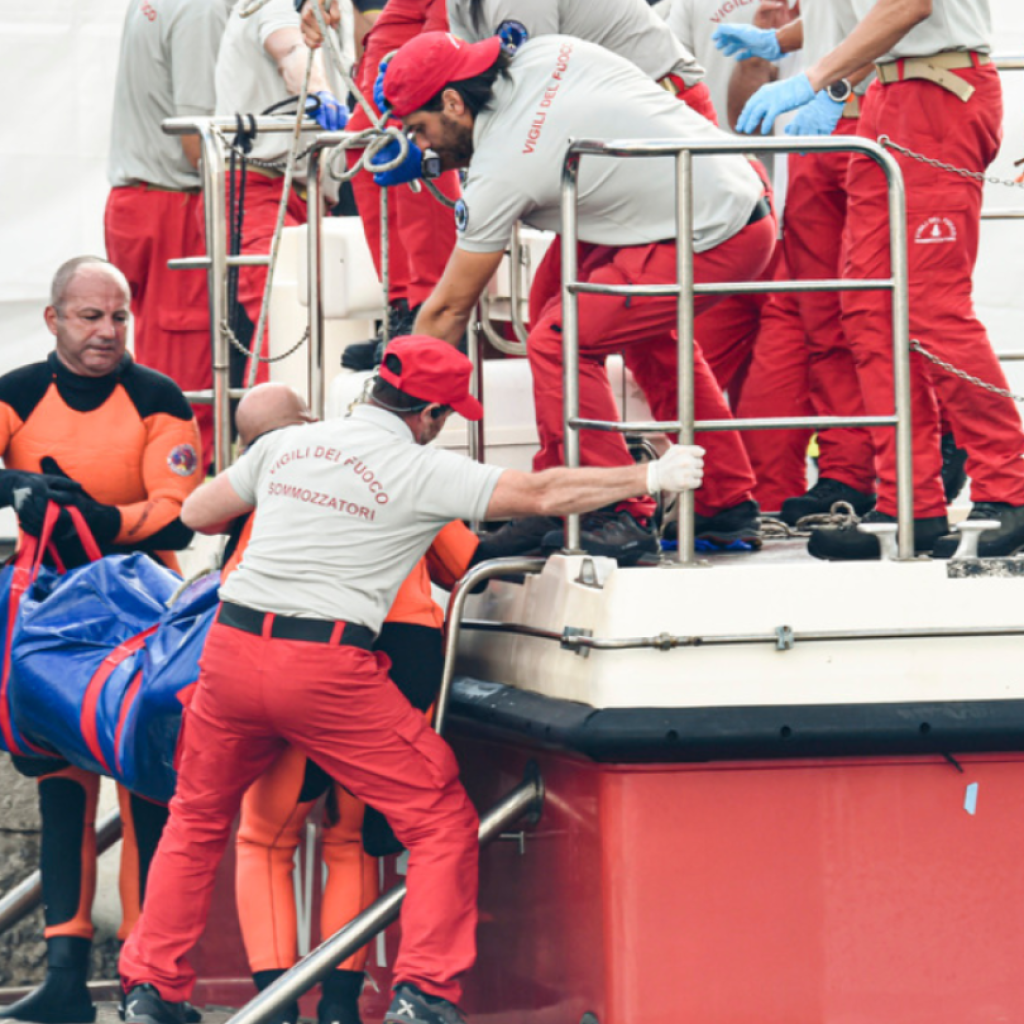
[647, 445, 705, 494]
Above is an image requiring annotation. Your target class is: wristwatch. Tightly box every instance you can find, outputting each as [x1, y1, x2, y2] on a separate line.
[826, 78, 853, 104]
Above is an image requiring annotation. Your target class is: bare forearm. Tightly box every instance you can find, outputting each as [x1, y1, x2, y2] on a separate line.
[805, 0, 932, 91]
[776, 18, 803, 54]
[486, 464, 649, 520]
[413, 300, 472, 346]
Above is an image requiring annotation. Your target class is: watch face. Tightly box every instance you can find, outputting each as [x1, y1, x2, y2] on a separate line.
[827, 80, 852, 103]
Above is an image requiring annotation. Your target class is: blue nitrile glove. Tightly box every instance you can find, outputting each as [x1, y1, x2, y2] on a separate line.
[374, 61, 389, 115]
[785, 88, 845, 137]
[711, 24, 782, 62]
[308, 91, 349, 131]
[496, 19, 529, 54]
[370, 137, 424, 186]
[737, 72, 816, 135]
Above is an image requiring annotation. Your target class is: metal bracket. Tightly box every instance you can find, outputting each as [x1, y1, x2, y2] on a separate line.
[775, 625, 795, 651]
[561, 626, 594, 658]
[498, 831, 527, 855]
[574, 557, 603, 589]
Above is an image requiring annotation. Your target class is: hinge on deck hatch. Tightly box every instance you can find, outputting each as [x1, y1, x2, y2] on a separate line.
[775, 625, 794, 651]
[562, 626, 594, 658]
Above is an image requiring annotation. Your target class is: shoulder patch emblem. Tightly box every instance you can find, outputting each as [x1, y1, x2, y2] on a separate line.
[168, 443, 199, 477]
[496, 19, 528, 54]
[454, 199, 469, 233]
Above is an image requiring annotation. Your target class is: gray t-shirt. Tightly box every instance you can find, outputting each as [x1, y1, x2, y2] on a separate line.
[448, 0, 704, 85]
[457, 36, 763, 254]
[215, 0, 320, 169]
[108, 0, 230, 190]
[221, 405, 503, 631]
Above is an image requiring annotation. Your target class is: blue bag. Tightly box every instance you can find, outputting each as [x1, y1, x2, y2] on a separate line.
[10, 551, 180, 777]
[118, 571, 220, 803]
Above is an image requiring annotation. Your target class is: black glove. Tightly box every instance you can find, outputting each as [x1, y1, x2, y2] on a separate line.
[38, 458, 122, 545]
[0, 468, 83, 537]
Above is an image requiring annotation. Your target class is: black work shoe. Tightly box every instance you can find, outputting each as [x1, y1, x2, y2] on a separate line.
[940, 433, 969, 503]
[383, 984, 466, 1024]
[341, 300, 417, 371]
[663, 499, 762, 549]
[475, 516, 561, 559]
[120, 999, 200, 1024]
[250, 971, 298, 1024]
[807, 509, 948, 561]
[541, 509, 658, 566]
[931, 502, 1024, 559]
[317, 969, 364, 1024]
[122, 985, 186, 1024]
[779, 477, 876, 526]
[1, 937, 95, 1023]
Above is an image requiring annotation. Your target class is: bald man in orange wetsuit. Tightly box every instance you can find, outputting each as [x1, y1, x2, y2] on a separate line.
[217, 384, 479, 1024]
[0, 257, 201, 1024]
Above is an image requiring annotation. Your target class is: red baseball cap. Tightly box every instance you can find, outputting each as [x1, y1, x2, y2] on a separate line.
[384, 32, 503, 117]
[379, 335, 483, 421]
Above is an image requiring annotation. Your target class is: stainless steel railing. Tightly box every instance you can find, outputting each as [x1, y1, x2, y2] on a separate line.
[559, 135, 914, 562]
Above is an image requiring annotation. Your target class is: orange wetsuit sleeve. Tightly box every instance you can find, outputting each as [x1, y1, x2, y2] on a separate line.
[425, 520, 480, 590]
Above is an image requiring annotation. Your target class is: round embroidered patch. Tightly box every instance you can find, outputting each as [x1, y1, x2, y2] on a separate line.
[167, 443, 199, 477]
[454, 199, 469, 233]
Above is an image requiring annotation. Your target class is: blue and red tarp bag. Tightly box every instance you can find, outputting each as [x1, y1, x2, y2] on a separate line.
[0, 504, 93, 759]
[9, 505, 179, 779]
[118, 571, 220, 804]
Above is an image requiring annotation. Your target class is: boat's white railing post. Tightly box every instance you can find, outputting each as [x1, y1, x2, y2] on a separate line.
[305, 147, 325, 420]
[559, 135, 915, 561]
[674, 148, 697, 565]
[559, 151, 584, 554]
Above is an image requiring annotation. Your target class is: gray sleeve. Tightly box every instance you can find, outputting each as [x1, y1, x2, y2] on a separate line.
[416, 448, 504, 523]
[168, 0, 229, 116]
[665, 0, 694, 52]
[226, 443, 266, 506]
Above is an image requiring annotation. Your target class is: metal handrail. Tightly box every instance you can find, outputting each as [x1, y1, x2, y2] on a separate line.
[435, 556, 546, 736]
[560, 134, 914, 562]
[222, 769, 543, 1024]
[0, 810, 122, 936]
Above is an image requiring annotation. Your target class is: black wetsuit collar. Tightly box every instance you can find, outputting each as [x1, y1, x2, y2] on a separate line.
[47, 351, 132, 414]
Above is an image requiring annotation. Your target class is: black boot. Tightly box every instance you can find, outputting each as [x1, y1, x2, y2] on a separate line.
[1, 936, 96, 1023]
[317, 970, 364, 1024]
[341, 300, 413, 372]
[251, 970, 299, 1024]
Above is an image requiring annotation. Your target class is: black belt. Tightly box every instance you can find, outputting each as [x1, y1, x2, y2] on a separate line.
[745, 196, 772, 227]
[217, 601, 375, 650]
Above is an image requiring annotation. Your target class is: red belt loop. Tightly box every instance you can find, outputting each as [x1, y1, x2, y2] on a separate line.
[261, 613, 274, 640]
[896, 57, 906, 82]
[329, 621, 345, 645]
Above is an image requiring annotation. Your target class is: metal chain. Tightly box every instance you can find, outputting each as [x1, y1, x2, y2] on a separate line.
[910, 339, 1024, 402]
[878, 134, 1024, 190]
[222, 319, 309, 363]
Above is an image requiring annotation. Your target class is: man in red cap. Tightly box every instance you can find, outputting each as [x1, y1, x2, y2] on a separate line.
[381, 31, 775, 564]
[118, 336, 704, 1024]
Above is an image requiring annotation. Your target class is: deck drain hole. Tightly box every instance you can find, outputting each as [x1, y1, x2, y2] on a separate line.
[779, 725, 792, 739]
[666, 729, 679, 742]
[919, 722, 931, 735]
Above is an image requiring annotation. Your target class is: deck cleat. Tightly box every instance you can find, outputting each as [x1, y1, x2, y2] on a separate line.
[931, 503, 1024, 559]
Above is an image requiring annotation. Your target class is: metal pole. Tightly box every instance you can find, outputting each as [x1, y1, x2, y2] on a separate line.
[380, 186, 391, 346]
[222, 772, 544, 1024]
[674, 150, 696, 566]
[882, 148, 915, 559]
[467, 306, 485, 466]
[560, 153, 583, 553]
[306, 150, 325, 418]
[0, 811, 122, 936]
[199, 125, 232, 473]
[434, 556, 546, 737]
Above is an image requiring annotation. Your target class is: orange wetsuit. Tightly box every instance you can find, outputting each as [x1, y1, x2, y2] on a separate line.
[0, 351, 202, 941]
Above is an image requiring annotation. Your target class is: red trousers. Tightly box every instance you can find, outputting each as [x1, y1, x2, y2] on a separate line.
[784, 117, 876, 494]
[346, 102, 460, 310]
[229, 172, 308, 384]
[119, 619, 478, 1004]
[105, 186, 212, 468]
[843, 66, 1024, 516]
[527, 215, 775, 517]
